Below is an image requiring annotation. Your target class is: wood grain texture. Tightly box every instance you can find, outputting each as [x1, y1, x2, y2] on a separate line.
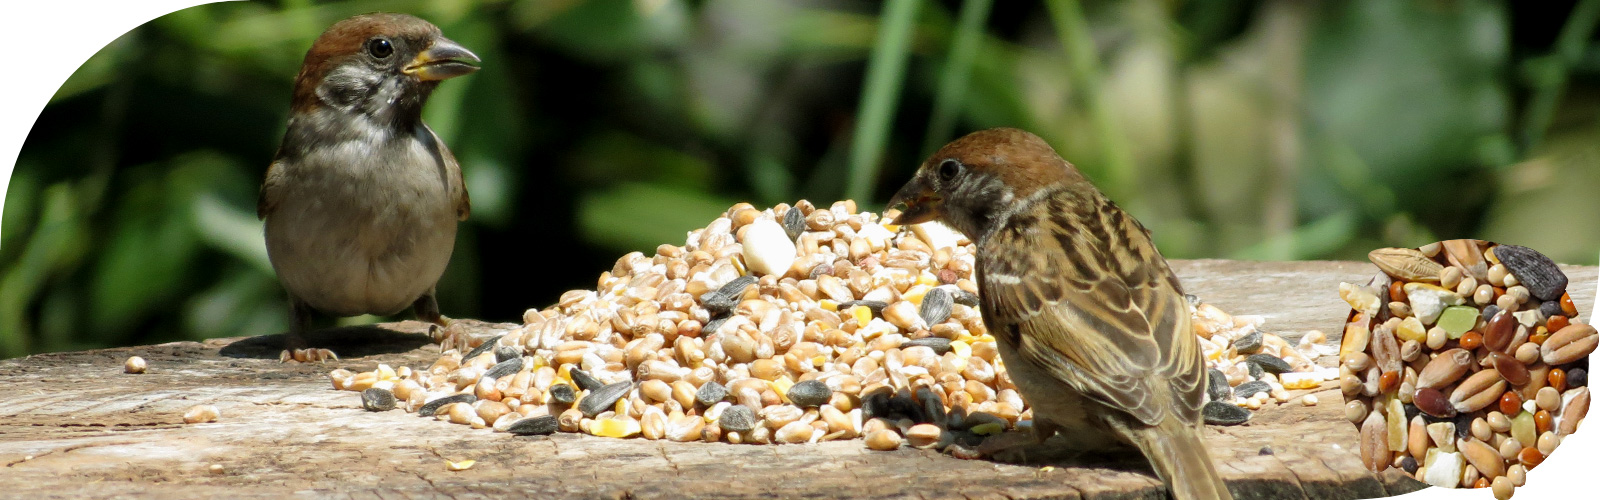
[1, 260, 1592, 499]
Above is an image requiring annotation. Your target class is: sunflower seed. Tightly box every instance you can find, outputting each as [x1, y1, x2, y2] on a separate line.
[482, 357, 523, 381]
[919, 288, 953, 326]
[902, 337, 953, 355]
[703, 276, 757, 316]
[568, 368, 604, 392]
[508, 415, 559, 436]
[462, 335, 504, 363]
[696, 380, 730, 407]
[783, 206, 805, 241]
[1236, 381, 1271, 399]
[1233, 331, 1263, 355]
[418, 394, 476, 417]
[838, 300, 889, 316]
[548, 383, 576, 405]
[1493, 244, 1567, 301]
[787, 380, 832, 408]
[1207, 369, 1231, 402]
[719, 404, 757, 432]
[361, 388, 396, 412]
[578, 381, 634, 417]
[1203, 401, 1251, 425]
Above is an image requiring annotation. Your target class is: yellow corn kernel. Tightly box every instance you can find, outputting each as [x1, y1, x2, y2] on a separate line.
[593, 418, 641, 438]
[770, 376, 796, 403]
[850, 305, 873, 325]
[950, 340, 971, 358]
[375, 364, 397, 382]
[819, 299, 839, 312]
[902, 285, 931, 305]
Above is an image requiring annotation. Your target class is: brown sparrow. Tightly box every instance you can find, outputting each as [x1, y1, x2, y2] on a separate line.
[258, 13, 477, 362]
[889, 128, 1231, 500]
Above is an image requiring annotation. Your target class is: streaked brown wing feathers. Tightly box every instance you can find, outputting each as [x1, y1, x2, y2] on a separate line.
[979, 188, 1202, 426]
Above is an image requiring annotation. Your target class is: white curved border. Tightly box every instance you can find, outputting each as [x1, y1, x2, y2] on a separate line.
[0, 1, 1592, 498]
[0, 0, 220, 228]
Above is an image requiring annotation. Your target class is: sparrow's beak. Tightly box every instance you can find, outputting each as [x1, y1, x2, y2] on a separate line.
[886, 175, 942, 226]
[404, 37, 480, 81]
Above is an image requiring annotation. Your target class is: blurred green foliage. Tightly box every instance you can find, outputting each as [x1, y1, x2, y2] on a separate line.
[4, 0, 1600, 357]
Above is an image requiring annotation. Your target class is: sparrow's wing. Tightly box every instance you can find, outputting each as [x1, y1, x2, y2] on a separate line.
[978, 186, 1202, 426]
[426, 127, 471, 220]
[257, 160, 286, 220]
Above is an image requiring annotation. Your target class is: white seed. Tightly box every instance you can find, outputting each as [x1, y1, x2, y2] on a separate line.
[183, 405, 220, 424]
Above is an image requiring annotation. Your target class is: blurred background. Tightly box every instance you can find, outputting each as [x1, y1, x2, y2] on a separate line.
[3, 0, 1598, 357]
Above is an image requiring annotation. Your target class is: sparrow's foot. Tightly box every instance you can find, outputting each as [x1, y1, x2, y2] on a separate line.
[977, 430, 1040, 463]
[280, 348, 339, 363]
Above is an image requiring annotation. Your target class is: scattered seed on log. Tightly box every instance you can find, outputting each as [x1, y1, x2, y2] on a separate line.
[919, 288, 953, 326]
[462, 335, 504, 363]
[418, 394, 476, 417]
[361, 388, 396, 412]
[568, 368, 605, 392]
[508, 415, 559, 436]
[578, 381, 634, 418]
[1203, 401, 1251, 425]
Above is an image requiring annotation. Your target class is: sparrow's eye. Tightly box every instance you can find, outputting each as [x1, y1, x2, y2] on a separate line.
[367, 38, 394, 59]
[937, 159, 962, 183]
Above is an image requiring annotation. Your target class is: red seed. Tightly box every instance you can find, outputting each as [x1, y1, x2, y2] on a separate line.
[1390, 281, 1406, 302]
[1535, 410, 1553, 434]
[1520, 447, 1544, 468]
[1549, 369, 1567, 392]
[1486, 311, 1515, 352]
[1561, 293, 1579, 317]
[1460, 332, 1483, 351]
[1500, 392, 1523, 416]
[1546, 315, 1570, 333]
[1380, 370, 1400, 393]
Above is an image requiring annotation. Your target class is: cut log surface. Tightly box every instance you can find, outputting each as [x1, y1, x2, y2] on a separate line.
[2, 260, 1592, 499]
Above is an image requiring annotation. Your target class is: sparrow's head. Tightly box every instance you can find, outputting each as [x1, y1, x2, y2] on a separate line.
[290, 13, 479, 128]
[888, 127, 1086, 239]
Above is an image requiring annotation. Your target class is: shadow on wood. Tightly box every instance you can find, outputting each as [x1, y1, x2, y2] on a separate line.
[218, 323, 434, 360]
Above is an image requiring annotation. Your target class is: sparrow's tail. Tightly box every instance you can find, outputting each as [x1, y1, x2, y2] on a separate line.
[1121, 417, 1234, 500]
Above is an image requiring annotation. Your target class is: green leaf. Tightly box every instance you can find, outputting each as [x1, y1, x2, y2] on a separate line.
[577, 183, 736, 253]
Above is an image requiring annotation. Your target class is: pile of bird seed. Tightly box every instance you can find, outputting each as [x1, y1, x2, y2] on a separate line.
[1341, 240, 1592, 499]
[329, 200, 1335, 453]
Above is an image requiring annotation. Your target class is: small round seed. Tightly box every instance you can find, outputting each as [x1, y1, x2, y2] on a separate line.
[183, 405, 220, 424]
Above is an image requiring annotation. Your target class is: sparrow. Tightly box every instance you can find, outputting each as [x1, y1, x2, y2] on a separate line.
[888, 128, 1231, 500]
[258, 13, 477, 362]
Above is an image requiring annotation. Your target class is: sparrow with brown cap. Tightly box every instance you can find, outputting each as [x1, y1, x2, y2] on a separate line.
[259, 13, 477, 362]
[889, 128, 1232, 500]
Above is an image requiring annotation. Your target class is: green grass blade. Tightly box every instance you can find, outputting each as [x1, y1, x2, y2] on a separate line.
[1519, 0, 1600, 153]
[921, 0, 993, 157]
[845, 0, 922, 204]
[1044, 0, 1135, 203]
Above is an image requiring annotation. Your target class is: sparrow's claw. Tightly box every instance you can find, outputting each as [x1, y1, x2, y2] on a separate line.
[279, 348, 339, 363]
